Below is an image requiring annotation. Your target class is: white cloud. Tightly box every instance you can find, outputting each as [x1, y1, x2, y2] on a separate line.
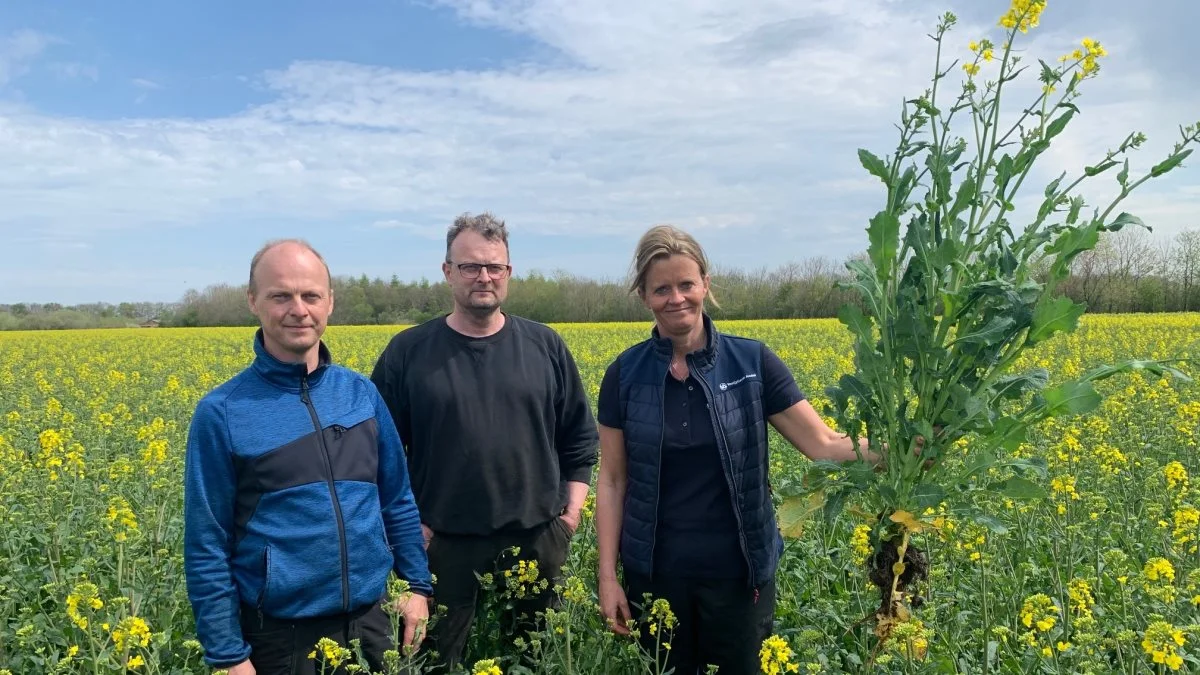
[370, 219, 445, 240]
[1, 2, 1199, 302]
[47, 61, 99, 82]
[0, 29, 55, 86]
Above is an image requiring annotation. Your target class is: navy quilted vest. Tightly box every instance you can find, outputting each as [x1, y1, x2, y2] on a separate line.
[616, 315, 783, 587]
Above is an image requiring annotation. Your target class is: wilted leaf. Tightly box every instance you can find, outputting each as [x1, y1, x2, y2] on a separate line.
[890, 510, 932, 533]
[777, 491, 827, 539]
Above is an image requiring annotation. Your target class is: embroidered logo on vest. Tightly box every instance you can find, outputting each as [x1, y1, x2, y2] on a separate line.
[718, 373, 758, 391]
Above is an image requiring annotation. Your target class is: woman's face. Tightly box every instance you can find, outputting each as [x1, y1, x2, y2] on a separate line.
[640, 254, 709, 338]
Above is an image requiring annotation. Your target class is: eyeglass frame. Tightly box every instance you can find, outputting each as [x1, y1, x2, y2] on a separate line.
[448, 261, 513, 279]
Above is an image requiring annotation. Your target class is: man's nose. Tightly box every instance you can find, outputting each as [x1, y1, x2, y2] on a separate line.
[286, 297, 309, 314]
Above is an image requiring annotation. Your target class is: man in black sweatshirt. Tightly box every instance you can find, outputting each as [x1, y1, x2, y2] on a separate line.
[370, 212, 598, 669]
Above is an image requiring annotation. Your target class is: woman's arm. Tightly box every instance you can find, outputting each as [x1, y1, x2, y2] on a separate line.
[596, 423, 628, 581]
[768, 399, 879, 464]
[595, 423, 633, 634]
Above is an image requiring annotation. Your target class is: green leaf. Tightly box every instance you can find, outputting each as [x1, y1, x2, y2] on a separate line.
[1083, 159, 1118, 177]
[947, 176, 977, 220]
[859, 149, 891, 185]
[1150, 148, 1193, 177]
[837, 304, 874, 345]
[1006, 456, 1049, 478]
[982, 417, 1028, 453]
[1117, 158, 1130, 186]
[838, 374, 874, 405]
[867, 211, 901, 283]
[1048, 223, 1099, 278]
[1044, 172, 1065, 198]
[1027, 296, 1085, 344]
[911, 483, 946, 511]
[989, 476, 1047, 500]
[954, 316, 1016, 345]
[1081, 359, 1194, 384]
[994, 154, 1015, 192]
[958, 508, 1010, 534]
[990, 368, 1050, 400]
[1107, 211, 1147, 232]
[1065, 196, 1085, 225]
[1044, 108, 1075, 141]
[1040, 381, 1102, 417]
[823, 488, 849, 523]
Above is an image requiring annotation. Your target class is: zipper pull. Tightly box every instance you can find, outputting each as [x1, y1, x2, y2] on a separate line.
[300, 376, 311, 404]
[331, 424, 345, 439]
[753, 588, 760, 605]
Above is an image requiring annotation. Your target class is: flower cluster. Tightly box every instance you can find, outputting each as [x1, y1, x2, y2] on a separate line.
[760, 634, 800, 675]
[1142, 620, 1186, 671]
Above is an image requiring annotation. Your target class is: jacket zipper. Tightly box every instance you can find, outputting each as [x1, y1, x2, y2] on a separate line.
[648, 367, 667, 582]
[691, 355, 755, 588]
[300, 376, 351, 612]
[256, 546, 271, 628]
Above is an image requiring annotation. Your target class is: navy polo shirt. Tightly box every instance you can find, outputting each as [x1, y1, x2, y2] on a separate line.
[598, 345, 805, 579]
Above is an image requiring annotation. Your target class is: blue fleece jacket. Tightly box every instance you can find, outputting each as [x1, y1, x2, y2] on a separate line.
[183, 332, 432, 668]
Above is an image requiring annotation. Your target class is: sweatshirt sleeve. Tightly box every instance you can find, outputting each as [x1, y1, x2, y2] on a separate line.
[552, 335, 599, 484]
[183, 397, 253, 669]
[370, 336, 410, 450]
[372, 389, 434, 596]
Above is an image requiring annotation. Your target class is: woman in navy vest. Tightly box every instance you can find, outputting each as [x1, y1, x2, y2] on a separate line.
[595, 225, 877, 675]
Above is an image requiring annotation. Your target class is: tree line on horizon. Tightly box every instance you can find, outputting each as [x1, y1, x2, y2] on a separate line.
[3, 228, 1199, 331]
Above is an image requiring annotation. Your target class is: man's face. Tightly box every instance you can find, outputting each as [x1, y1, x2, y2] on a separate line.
[247, 243, 334, 364]
[443, 230, 510, 316]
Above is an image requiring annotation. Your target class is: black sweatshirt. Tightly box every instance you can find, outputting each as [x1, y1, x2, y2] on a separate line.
[370, 314, 599, 535]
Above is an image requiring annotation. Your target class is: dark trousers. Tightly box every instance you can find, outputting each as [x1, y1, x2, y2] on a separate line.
[240, 601, 397, 675]
[625, 571, 776, 675]
[426, 518, 571, 670]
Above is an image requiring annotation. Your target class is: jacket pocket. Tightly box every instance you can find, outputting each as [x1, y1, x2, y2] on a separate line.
[257, 545, 273, 609]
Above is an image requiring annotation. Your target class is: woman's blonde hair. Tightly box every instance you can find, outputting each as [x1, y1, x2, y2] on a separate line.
[628, 224, 719, 307]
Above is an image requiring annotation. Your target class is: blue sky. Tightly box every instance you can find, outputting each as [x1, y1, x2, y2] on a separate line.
[2, 0, 1197, 304]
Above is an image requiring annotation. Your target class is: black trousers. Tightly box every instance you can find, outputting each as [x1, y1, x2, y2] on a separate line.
[624, 571, 776, 675]
[426, 518, 572, 670]
[240, 601, 398, 675]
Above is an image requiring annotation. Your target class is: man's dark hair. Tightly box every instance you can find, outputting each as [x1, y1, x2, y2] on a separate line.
[445, 212, 509, 262]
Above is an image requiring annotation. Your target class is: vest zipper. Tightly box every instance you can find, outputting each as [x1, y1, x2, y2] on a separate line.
[648, 366, 667, 582]
[300, 375, 351, 612]
[691, 356, 755, 587]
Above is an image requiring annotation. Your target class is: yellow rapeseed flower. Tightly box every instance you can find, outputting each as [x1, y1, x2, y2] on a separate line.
[760, 634, 800, 675]
[1142, 620, 1186, 670]
[472, 658, 503, 675]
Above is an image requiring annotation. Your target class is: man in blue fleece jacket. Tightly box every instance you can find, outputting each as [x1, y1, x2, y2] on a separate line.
[184, 239, 432, 674]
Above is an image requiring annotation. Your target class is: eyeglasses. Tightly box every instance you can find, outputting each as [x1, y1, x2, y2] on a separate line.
[452, 262, 512, 279]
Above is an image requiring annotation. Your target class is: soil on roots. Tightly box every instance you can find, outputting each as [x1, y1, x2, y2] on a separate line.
[869, 538, 929, 616]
